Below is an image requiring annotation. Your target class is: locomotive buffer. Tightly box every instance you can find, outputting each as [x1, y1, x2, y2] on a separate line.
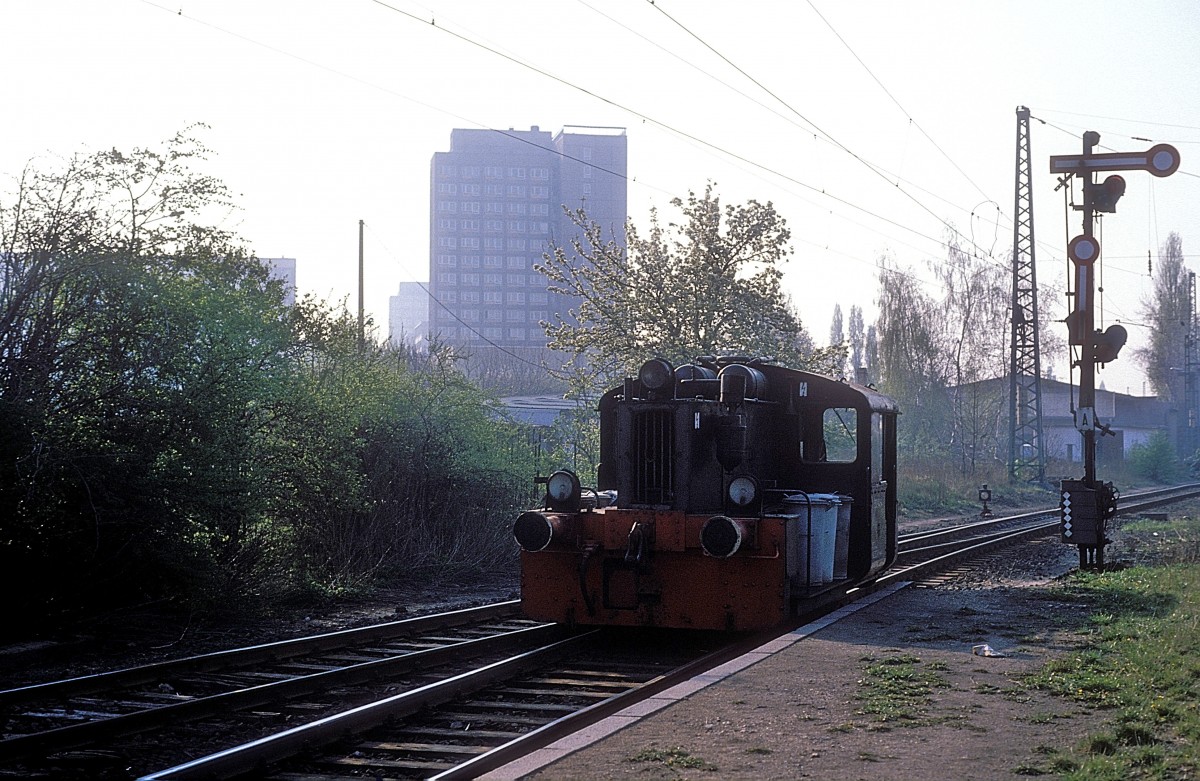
[1049, 134, 1180, 567]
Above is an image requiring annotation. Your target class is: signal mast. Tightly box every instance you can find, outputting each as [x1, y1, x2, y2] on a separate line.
[1050, 133, 1180, 567]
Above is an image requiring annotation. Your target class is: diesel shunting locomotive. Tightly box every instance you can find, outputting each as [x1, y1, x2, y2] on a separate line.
[514, 355, 898, 631]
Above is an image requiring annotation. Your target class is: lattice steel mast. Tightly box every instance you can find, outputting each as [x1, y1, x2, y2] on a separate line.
[1008, 106, 1046, 483]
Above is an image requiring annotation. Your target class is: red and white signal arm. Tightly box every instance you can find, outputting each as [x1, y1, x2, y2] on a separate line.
[1050, 143, 1181, 178]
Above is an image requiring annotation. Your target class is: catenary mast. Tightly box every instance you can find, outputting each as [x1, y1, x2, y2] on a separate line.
[1008, 106, 1046, 484]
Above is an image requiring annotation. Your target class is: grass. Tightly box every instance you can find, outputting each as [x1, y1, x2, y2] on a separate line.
[853, 653, 949, 727]
[1015, 512, 1200, 779]
[629, 746, 717, 771]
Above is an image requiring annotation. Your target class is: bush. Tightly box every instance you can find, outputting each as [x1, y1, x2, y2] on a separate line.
[1128, 432, 1180, 483]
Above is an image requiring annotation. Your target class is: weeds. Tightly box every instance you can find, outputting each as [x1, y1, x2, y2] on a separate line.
[629, 746, 717, 771]
[854, 653, 949, 726]
[1022, 554, 1200, 779]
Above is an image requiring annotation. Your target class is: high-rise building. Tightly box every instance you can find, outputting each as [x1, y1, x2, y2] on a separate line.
[428, 125, 627, 349]
[388, 281, 428, 347]
[262, 257, 297, 306]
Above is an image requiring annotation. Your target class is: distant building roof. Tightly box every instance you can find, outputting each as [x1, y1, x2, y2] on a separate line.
[497, 395, 583, 427]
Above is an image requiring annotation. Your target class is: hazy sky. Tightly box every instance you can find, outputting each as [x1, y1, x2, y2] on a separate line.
[4, 1, 1199, 394]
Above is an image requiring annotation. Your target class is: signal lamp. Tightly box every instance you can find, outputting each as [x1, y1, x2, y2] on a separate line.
[1087, 174, 1126, 213]
[1093, 324, 1128, 364]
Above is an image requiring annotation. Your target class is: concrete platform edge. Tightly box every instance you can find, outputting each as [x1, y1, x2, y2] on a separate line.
[480, 581, 912, 780]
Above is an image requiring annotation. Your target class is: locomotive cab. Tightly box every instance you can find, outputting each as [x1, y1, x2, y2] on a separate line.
[515, 356, 898, 631]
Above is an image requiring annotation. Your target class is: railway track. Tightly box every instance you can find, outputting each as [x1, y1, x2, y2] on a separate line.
[892, 482, 1200, 576]
[5, 484, 1198, 780]
[0, 602, 558, 777]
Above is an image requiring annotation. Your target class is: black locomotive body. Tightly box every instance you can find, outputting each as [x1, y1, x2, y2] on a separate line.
[514, 356, 898, 631]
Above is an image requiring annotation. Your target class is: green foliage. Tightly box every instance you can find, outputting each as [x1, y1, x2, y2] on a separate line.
[629, 746, 717, 771]
[854, 653, 949, 726]
[1128, 431, 1181, 483]
[0, 133, 536, 630]
[537, 181, 838, 392]
[1024, 562, 1200, 779]
[875, 237, 1008, 472]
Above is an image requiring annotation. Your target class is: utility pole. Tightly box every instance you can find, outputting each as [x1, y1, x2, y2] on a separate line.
[1050, 134, 1180, 568]
[1186, 272, 1198, 456]
[1009, 106, 1046, 484]
[358, 219, 365, 349]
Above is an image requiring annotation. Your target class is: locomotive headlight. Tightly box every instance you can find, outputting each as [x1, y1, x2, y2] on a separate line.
[514, 511, 555, 552]
[727, 476, 758, 507]
[545, 469, 582, 511]
[701, 515, 753, 558]
[638, 357, 674, 392]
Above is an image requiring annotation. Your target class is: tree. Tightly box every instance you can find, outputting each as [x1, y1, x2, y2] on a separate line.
[1, 131, 542, 628]
[864, 324, 878, 382]
[875, 259, 951, 453]
[931, 238, 1008, 473]
[1135, 232, 1190, 403]
[829, 303, 844, 354]
[848, 304, 865, 377]
[537, 182, 834, 391]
